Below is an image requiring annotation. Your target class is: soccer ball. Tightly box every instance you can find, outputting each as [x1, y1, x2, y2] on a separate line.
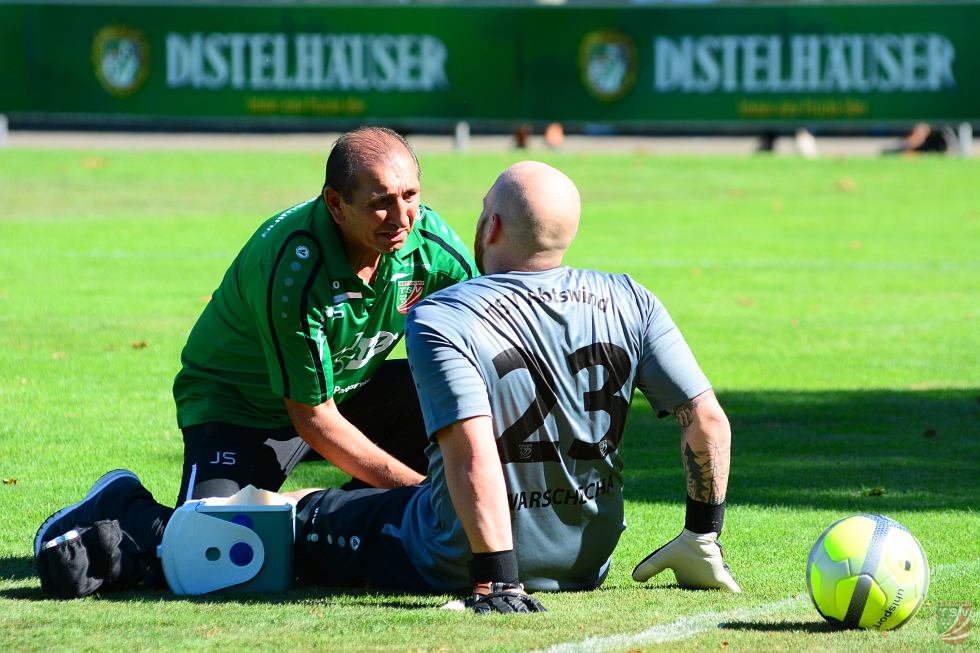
[806, 513, 929, 630]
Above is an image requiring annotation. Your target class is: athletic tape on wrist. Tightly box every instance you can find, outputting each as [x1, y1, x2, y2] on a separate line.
[685, 496, 726, 535]
[468, 549, 519, 585]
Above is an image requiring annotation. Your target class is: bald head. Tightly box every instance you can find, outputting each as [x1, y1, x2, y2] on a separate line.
[475, 161, 581, 274]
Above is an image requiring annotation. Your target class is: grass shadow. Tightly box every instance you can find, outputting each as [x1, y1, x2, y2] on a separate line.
[626, 388, 979, 512]
[719, 619, 840, 633]
[0, 574, 448, 608]
[5, 389, 974, 608]
[0, 555, 36, 582]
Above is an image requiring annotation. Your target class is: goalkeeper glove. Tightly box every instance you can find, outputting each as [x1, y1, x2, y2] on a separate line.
[466, 581, 547, 614]
[632, 529, 741, 592]
[465, 549, 547, 614]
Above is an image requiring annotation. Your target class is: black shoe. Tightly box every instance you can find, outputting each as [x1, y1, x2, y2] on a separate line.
[36, 519, 153, 598]
[34, 469, 142, 558]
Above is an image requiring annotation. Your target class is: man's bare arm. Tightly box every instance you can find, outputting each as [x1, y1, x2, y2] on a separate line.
[285, 397, 425, 489]
[435, 415, 546, 612]
[435, 415, 513, 553]
[675, 389, 730, 507]
[632, 388, 740, 591]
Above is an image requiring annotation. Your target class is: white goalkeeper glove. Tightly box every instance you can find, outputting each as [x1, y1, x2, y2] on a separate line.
[632, 529, 741, 592]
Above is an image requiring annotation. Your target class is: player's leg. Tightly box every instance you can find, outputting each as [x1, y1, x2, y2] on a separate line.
[176, 422, 310, 503]
[294, 485, 434, 592]
[37, 420, 293, 562]
[35, 422, 310, 598]
[336, 359, 429, 478]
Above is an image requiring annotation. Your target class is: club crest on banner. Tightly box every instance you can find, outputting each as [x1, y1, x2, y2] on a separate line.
[92, 25, 149, 97]
[580, 30, 636, 102]
[396, 280, 424, 314]
[938, 602, 973, 645]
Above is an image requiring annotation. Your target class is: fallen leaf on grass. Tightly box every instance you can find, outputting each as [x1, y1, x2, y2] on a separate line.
[131, 340, 149, 349]
[862, 486, 886, 497]
[3, 478, 16, 485]
[51, 351, 66, 359]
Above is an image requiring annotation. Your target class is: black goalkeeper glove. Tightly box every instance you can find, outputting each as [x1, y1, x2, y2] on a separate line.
[464, 550, 547, 614]
[466, 581, 548, 614]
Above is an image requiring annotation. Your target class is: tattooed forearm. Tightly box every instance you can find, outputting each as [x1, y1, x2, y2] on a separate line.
[673, 400, 696, 428]
[682, 441, 727, 506]
[674, 390, 731, 505]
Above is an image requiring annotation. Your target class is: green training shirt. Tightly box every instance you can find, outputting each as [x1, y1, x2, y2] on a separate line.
[173, 196, 476, 430]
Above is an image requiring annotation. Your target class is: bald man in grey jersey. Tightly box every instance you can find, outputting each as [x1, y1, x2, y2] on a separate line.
[288, 160, 739, 613]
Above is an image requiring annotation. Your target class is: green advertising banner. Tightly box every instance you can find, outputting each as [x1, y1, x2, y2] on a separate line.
[1, 2, 978, 128]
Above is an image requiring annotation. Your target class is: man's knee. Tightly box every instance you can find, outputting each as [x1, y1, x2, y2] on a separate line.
[294, 489, 331, 533]
[178, 422, 299, 501]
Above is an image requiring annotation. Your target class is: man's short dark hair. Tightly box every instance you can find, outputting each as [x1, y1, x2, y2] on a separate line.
[324, 127, 421, 201]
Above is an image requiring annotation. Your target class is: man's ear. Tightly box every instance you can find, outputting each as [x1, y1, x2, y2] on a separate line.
[323, 187, 344, 224]
[486, 213, 503, 243]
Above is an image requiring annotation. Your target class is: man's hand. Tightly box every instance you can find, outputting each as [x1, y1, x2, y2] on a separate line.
[466, 582, 547, 614]
[632, 529, 741, 592]
[285, 398, 424, 488]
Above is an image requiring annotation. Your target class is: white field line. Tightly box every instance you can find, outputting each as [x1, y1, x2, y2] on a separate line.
[532, 558, 980, 653]
[533, 596, 807, 653]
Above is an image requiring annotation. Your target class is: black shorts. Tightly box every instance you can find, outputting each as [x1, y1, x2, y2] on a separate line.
[177, 359, 429, 503]
[294, 485, 434, 593]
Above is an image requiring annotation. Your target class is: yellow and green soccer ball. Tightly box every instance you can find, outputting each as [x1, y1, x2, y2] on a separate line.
[806, 513, 929, 630]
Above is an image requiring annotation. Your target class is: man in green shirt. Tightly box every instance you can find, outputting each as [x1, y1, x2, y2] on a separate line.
[34, 127, 476, 597]
[170, 126, 475, 501]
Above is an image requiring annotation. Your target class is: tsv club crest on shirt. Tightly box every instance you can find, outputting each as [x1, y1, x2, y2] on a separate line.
[92, 25, 150, 97]
[396, 280, 425, 314]
[580, 30, 636, 102]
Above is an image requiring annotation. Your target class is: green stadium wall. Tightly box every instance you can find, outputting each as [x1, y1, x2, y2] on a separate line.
[1, 1, 978, 130]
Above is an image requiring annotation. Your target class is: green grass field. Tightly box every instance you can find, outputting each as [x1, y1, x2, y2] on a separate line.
[0, 145, 977, 652]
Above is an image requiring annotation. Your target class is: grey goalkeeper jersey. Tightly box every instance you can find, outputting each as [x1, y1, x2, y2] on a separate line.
[401, 267, 711, 592]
